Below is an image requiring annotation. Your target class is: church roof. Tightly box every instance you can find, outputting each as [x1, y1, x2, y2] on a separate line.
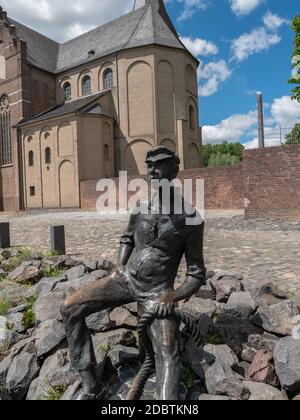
[17, 91, 112, 126]
[8, 2, 191, 75]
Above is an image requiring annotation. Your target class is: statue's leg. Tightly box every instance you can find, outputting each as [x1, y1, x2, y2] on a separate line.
[60, 272, 133, 398]
[149, 318, 180, 401]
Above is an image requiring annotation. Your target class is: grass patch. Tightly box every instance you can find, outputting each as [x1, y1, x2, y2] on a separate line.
[0, 274, 7, 282]
[0, 299, 12, 316]
[22, 295, 37, 331]
[43, 384, 68, 400]
[184, 367, 197, 391]
[97, 343, 111, 354]
[203, 329, 225, 345]
[41, 267, 66, 278]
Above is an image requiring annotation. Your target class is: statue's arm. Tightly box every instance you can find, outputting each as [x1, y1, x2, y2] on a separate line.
[117, 212, 137, 268]
[160, 221, 206, 305]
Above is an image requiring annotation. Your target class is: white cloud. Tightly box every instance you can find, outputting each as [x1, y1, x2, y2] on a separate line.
[263, 12, 289, 31]
[180, 36, 218, 56]
[231, 27, 281, 61]
[229, 0, 263, 16]
[202, 110, 257, 143]
[174, 0, 211, 21]
[198, 59, 232, 96]
[203, 96, 300, 147]
[1, 0, 132, 42]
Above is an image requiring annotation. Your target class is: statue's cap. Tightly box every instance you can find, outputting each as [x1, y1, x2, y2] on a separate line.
[145, 147, 180, 164]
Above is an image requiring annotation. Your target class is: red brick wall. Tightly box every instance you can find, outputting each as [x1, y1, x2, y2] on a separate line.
[80, 164, 244, 210]
[244, 145, 300, 220]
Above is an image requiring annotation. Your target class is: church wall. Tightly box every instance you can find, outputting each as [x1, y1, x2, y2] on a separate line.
[21, 117, 80, 208]
[77, 114, 115, 181]
[30, 67, 56, 117]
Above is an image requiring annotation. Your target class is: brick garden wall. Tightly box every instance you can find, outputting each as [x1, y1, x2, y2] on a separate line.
[80, 164, 244, 211]
[243, 145, 300, 220]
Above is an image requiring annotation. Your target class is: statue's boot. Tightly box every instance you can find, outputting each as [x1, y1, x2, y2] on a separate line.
[76, 367, 104, 401]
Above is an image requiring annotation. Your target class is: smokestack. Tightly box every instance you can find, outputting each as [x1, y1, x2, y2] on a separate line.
[257, 91, 265, 148]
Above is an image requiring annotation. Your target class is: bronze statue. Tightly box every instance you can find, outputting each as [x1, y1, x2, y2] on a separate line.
[60, 147, 206, 400]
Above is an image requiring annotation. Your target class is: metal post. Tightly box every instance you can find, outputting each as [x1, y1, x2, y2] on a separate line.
[0, 222, 10, 249]
[50, 225, 66, 255]
[257, 92, 265, 148]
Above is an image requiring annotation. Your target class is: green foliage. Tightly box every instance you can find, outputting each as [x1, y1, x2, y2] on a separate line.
[184, 367, 196, 391]
[203, 329, 225, 345]
[0, 274, 7, 282]
[202, 142, 244, 167]
[97, 343, 111, 354]
[208, 152, 241, 167]
[43, 385, 68, 400]
[22, 295, 37, 331]
[289, 15, 300, 101]
[41, 267, 65, 278]
[286, 123, 300, 144]
[0, 299, 11, 316]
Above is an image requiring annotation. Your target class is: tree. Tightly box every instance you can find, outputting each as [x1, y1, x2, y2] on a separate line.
[207, 152, 240, 167]
[289, 15, 300, 102]
[286, 123, 300, 144]
[202, 142, 245, 167]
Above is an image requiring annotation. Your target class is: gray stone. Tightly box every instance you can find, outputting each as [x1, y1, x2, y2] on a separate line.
[256, 283, 289, 307]
[211, 270, 244, 282]
[82, 260, 98, 272]
[211, 278, 242, 303]
[241, 278, 261, 299]
[33, 289, 67, 322]
[108, 345, 139, 369]
[41, 256, 67, 270]
[55, 273, 100, 293]
[274, 336, 300, 393]
[65, 265, 86, 281]
[38, 349, 79, 387]
[34, 319, 66, 357]
[6, 312, 25, 334]
[6, 343, 40, 400]
[97, 259, 114, 273]
[243, 381, 285, 400]
[181, 296, 216, 319]
[195, 283, 216, 301]
[26, 377, 49, 400]
[92, 329, 136, 360]
[8, 304, 26, 314]
[0, 283, 30, 307]
[252, 300, 299, 336]
[241, 332, 279, 362]
[32, 276, 67, 297]
[124, 302, 138, 315]
[205, 361, 249, 400]
[212, 314, 263, 357]
[7, 262, 43, 285]
[60, 380, 81, 401]
[86, 310, 111, 333]
[193, 393, 236, 401]
[185, 339, 215, 379]
[109, 307, 137, 329]
[0, 389, 11, 400]
[224, 292, 257, 319]
[204, 344, 238, 370]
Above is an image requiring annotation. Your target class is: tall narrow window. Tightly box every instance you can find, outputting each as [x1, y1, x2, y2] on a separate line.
[63, 82, 72, 101]
[103, 68, 113, 89]
[104, 144, 109, 161]
[189, 105, 195, 130]
[82, 76, 91, 96]
[45, 147, 51, 164]
[28, 150, 34, 167]
[0, 95, 12, 165]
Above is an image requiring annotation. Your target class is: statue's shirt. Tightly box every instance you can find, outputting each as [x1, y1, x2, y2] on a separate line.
[120, 207, 205, 302]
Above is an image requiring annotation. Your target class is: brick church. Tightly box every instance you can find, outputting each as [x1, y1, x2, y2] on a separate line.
[0, 0, 203, 211]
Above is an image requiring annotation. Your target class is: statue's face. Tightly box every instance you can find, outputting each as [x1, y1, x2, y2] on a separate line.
[147, 159, 177, 182]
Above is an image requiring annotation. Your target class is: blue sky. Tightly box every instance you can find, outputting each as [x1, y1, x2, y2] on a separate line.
[2, 0, 300, 147]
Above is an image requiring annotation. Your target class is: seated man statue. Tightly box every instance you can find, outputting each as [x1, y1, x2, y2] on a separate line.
[60, 147, 206, 400]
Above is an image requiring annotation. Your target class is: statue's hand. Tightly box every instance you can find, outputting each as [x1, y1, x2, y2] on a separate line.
[154, 292, 175, 318]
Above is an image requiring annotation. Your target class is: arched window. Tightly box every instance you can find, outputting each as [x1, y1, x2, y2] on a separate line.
[45, 147, 51, 164]
[63, 82, 72, 101]
[189, 105, 195, 130]
[103, 68, 113, 89]
[82, 76, 91, 96]
[104, 144, 109, 161]
[0, 95, 12, 165]
[28, 150, 34, 167]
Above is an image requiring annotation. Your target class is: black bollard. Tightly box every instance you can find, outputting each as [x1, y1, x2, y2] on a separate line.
[0, 222, 10, 249]
[50, 225, 66, 255]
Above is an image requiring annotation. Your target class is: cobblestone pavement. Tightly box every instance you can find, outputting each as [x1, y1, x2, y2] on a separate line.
[1, 209, 300, 295]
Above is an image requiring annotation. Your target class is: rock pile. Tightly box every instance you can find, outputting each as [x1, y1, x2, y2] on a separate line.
[0, 247, 300, 401]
